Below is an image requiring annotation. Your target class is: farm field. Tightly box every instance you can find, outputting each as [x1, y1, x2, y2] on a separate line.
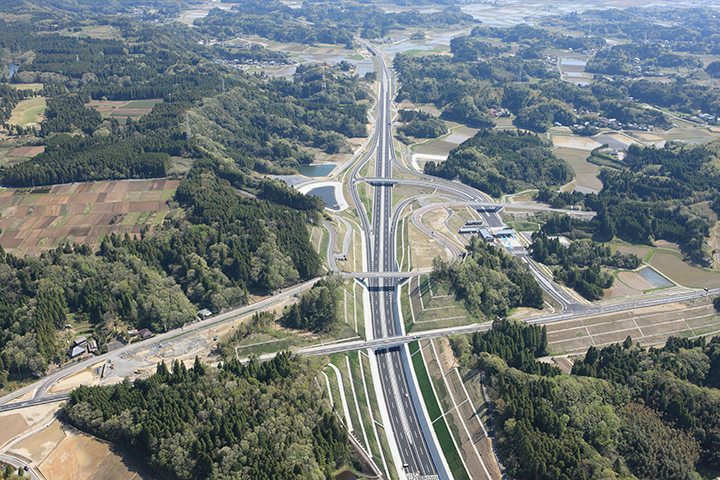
[0, 179, 181, 256]
[648, 251, 720, 288]
[552, 146, 603, 193]
[85, 99, 162, 123]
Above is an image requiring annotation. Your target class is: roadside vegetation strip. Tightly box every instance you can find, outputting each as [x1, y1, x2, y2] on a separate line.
[401, 284, 414, 330]
[321, 370, 334, 406]
[408, 341, 442, 422]
[329, 357, 360, 436]
[397, 217, 406, 270]
[325, 364, 348, 428]
[346, 355, 371, 453]
[419, 274, 432, 309]
[319, 228, 330, 260]
[411, 340, 472, 480]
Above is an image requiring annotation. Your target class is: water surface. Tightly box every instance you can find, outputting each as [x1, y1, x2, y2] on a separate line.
[307, 186, 338, 209]
[297, 164, 335, 177]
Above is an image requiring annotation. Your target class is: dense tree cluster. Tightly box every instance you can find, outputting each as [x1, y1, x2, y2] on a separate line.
[2, 21, 212, 88]
[0, 0, 189, 17]
[0, 241, 197, 384]
[425, 129, 571, 197]
[282, 276, 340, 333]
[121, 158, 322, 293]
[432, 236, 544, 320]
[470, 332, 720, 480]
[393, 52, 562, 130]
[396, 109, 447, 140]
[468, 319, 556, 376]
[64, 353, 348, 480]
[4, 61, 368, 187]
[545, 7, 720, 54]
[571, 336, 720, 472]
[394, 31, 680, 132]
[2, 133, 174, 187]
[41, 94, 101, 135]
[470, 24, 606, 53]
[536, 141, 719, 265]
[449, 35, 510, 62]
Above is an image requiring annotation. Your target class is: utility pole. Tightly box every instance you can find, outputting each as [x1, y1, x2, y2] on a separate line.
[185, 113, 191, 140]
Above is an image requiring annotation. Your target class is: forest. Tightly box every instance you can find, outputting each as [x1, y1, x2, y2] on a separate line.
[544, 7, 720, 54]
[393, 47, 673, 133]
[450, 319, 556, 377]
[2, 61, 369, 187]
[538, 140, 720, 265]
[0, 154, 323, 384]
[586, 43, 703, 77]
[424, 129, 572, 197]
[196, 0, 476, 43]
[64, 353, 348, 480]
[0, 0, 375, 397]
[453, 330, 720, 480]
[431, 236, 544, 319]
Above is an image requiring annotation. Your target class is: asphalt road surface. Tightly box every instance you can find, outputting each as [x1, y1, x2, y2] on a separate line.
[353, 44, 440, 478]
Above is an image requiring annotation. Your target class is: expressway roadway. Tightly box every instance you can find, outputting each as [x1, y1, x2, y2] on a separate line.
[352, 45, 442, 478]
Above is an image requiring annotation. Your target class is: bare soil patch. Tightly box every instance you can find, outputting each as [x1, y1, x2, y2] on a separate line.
[649, 252, 720, 288]
[9, 419, 65, 463]
[48, 369, 96, 394]
[111, 108, 152, 117]
[408, 223, 446, 268]
[605, 279, 642, 298]
[7, 146, 45, 157]
[617, 271, 655, 291]
[615, 245, 650, 258]
[586, 318, 638, 336]
[0, 414, 29, 447]
[39, 428, 144, 480]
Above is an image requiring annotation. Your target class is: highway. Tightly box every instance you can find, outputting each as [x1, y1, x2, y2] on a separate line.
[351, 44, 442, 479]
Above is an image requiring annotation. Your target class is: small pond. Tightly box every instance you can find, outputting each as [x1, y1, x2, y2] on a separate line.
[297, 164, 335, 177]
[307, 186, 339, 209]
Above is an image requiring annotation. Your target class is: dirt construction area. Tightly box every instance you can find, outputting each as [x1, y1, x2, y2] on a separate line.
[0, 179, 180, 256]
[38, 426, 150, 480]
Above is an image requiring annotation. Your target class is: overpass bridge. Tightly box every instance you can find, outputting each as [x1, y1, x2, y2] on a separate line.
[360, 177, 400, 186]
[341, 271, 425, 279]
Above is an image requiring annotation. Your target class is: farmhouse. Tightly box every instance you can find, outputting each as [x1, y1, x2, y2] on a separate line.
[138, 328, 153, 339]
